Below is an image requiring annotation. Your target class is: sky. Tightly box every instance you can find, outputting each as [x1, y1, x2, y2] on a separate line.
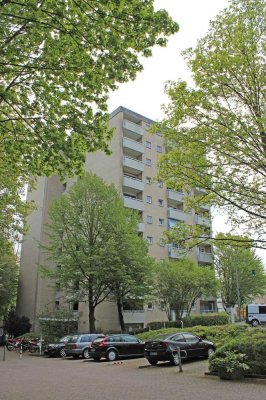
[107, 0, 266, 265]
[107, 0, 229, 121]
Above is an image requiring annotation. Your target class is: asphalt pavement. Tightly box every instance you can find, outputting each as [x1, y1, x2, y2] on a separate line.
[0, 348, 265, 400]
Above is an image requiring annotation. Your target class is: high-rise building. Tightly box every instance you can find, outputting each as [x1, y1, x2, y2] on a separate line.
[17, 106, 215, 332]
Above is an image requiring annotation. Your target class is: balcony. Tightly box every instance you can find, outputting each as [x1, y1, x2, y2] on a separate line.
[124, 196, 144, 211]
[168, 246, 185, 259]
[123, 310, 145, 324]
[123, 175, 144, 193]
[195, 214, 211, 228]
[123, 137, 144, 156]
[123, 119, 144, 139]
[198, 251, 213, 264]
[167, 189, 184, 204]
[123, 156, 144, 174]
[168, 208, 190, 222]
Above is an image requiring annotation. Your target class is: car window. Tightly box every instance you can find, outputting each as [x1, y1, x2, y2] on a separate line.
[106, 336, 121, 343]
[183, 333, 199, 343]
[171, 334, 185, 342]
[80, 335, 90, 342]
[90, 334, 104, 341]
[68, 336, 78, 343]
[122, 335, 138, 343]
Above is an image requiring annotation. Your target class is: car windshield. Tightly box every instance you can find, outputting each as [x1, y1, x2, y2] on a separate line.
[59, 336, 71, 343]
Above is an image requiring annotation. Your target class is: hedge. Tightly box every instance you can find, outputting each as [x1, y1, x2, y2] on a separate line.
[147, 313, 229, 330]
[209, 328, 266, 375]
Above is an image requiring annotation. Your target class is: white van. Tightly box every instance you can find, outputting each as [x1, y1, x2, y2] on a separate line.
[246, 304, 266, 327]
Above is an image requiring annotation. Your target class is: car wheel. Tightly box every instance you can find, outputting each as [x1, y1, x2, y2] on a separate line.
[148, 359, 158, 366]
[60, 348, 66, 358]
[171, 352, 180, 366]
[107, 349, 118, 362]
[251, 319, 259, 327]
[82, 348, 90, 359]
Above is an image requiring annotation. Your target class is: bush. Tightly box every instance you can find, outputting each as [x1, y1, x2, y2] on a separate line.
[209, 328, 266, 376]
[182, 313, 229, 327]
[4, 309, 31, 337]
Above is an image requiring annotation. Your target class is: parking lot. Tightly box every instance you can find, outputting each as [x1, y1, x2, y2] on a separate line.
[1, 349, 265, 400]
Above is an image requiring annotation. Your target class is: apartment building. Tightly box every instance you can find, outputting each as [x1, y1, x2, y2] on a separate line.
[17, 106, 215, 333]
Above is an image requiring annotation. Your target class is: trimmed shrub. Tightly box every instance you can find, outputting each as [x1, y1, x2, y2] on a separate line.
[182, 313, 229, 327]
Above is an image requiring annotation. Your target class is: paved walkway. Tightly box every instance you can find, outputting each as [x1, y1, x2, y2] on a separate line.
[0, 349, 265, 400]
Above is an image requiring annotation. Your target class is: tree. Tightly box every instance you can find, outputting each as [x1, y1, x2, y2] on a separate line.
[106, 231, 153, 332]
[42, 173, 151, 332]
[0, 252, 19, 317]
[0, 1, 178, 179]
[154, 0, 266, 249]
[214, 233, 266, 318]
[3, 308, 31, 337]
[152, 259, 217, 320]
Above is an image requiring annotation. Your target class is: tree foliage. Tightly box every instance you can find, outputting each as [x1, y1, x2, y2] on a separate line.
[214, 233, 266, 310]
[42, 173, 151, 332]
[154, 0, 266, 248]
[0, 0, 178, 178]
[152, 258, 217, 320]
[0, 252, 19, 317]
[3, 308, 31, 337]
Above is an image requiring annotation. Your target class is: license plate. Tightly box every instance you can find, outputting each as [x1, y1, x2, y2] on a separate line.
[150, 352, 157, 356]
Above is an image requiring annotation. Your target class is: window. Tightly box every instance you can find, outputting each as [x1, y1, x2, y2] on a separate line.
[146, 195, 152, 204]
[147, 215, 153, 224]
[73, 302, 79, 311]
[160, 302, 165, 311]
[146, 158, 152, 166]
[158, 218, 164, 226]
[147, 236, 153, 245]
[145, 140, 151, 149]
[146, 176, 152, 185]
[55, 301, 60, 309]
[147, 302, 153, 310]
[62, 182, 67, 191]
[157, 180, 163, 188]
[156, 145, 162, 153]
[158, 199, 163, 207]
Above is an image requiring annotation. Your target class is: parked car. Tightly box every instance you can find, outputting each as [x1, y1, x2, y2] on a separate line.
[89, 334, 145, 361]
[44, 335, 72, 358]
[144, 332, 216, 366]
[64, 333, 105, 359]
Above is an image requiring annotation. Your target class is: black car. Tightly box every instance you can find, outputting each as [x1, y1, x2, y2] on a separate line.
[44, 335, 72, 358]
[144, 332, 216, 366]
[89, 334, 145, 361]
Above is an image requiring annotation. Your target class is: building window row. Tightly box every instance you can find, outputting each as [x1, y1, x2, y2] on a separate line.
[146, 196, 164, 207]
[146, 216, 165, 226]
[144, 141, 163, 153]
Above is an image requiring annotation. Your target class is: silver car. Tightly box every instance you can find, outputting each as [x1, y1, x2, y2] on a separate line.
[64, 334, 105, 359]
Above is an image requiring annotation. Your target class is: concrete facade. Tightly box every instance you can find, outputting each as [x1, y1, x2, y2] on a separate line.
[17, 106, 215, 332]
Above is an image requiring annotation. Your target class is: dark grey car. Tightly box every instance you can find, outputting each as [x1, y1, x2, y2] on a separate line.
[64, 333, 105, 359]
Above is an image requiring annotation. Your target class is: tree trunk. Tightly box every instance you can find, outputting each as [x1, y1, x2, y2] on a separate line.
[88, 302, 96, 333]
[117, 300, 125, 332]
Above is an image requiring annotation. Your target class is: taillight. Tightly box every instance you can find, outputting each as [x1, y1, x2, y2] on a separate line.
[99, 339, 107, 347]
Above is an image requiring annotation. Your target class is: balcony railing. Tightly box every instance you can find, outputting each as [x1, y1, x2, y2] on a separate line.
[123, 137, 144, 155]
[167, 189, 184, 203]
[168, 247, 185, 259]
[123, 156, 144, 173]
[123, 119, 144, 139]
[124, 196, 144, 211]
[168, 208, 190, 222]
[123, 310, 145, 324]
[198, 252, 213, 264]
[195, 214, 211, 227]
[123, 175, 144, 192]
